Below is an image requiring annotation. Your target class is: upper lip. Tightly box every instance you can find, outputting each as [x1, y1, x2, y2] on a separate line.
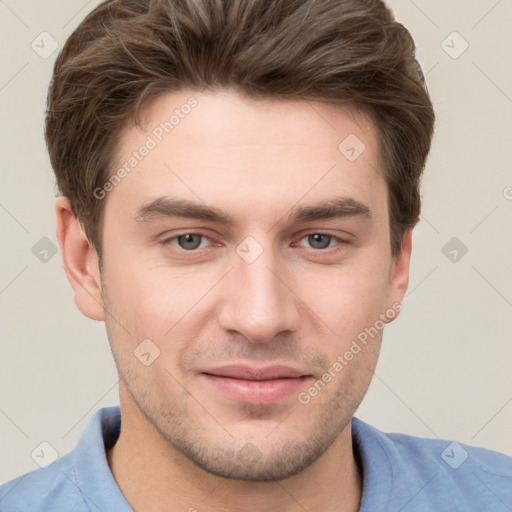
[201, 364, 309, 381]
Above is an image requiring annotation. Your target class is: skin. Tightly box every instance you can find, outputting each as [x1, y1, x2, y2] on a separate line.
[56, 89, 412, 512]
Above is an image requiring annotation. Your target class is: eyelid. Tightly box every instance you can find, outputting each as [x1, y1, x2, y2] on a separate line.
[293, 232, 350, 249]
[162, 230, 350, 253]
[162, 230, 216, 247]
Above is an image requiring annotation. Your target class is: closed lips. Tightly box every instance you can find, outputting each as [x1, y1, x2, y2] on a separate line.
[201, 365, 310, 381]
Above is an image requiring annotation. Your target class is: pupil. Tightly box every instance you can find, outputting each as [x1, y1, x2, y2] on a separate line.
[309, 234, 330, 249]
[179, 234, 201, 250]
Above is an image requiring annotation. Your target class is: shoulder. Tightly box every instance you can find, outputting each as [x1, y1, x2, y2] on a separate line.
[0, 406, 124, 512]
[352, 417, 512, 511]
[0, 454, 86, 512]
[352, 416, 512, 475]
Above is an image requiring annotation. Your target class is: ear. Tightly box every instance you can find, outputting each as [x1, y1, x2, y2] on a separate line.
[385, 229, 412, 322]
[55, 197, 105, 321]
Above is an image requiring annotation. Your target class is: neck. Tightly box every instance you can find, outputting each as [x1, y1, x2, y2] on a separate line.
[107, 396, 362, 512]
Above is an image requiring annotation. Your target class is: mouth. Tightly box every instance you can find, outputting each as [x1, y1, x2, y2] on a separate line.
[199, 364, 314, 405]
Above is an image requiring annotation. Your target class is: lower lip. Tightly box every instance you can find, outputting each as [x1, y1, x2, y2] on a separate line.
[201, 374, 312, 405]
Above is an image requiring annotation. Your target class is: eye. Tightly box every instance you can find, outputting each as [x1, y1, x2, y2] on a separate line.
[165, 233, 211, 251]
[297, 233, 346, 250]
[162, 231, 348, 254]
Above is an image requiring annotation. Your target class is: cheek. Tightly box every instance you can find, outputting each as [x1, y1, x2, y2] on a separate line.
[295, 256, 390, 335]
[104, 256, 221, 368]
[102, 253, 173, 336]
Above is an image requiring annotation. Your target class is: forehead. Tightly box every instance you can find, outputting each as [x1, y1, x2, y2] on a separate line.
[131, 89, 378, 156]
[107, 89, 386, 225]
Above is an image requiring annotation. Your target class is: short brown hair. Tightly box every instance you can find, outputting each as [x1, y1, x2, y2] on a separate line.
[45, 0, 434, 259]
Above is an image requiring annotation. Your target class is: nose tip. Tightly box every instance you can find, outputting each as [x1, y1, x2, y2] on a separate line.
[218, 256, 300, 344]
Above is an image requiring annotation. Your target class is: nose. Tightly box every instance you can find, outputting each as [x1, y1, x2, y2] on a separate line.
[217, 244, 301, 344]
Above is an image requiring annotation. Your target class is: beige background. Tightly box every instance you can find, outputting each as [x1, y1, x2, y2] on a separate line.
[1, 0, 511, 483]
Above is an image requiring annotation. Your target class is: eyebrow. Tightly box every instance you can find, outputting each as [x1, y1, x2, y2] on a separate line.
[133, 196, 371, 225]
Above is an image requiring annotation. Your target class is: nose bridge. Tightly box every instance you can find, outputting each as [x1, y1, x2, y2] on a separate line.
[218, 238, 300, 343]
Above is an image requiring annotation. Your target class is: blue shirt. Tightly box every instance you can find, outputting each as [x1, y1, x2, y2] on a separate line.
[1, 406, 511, 511]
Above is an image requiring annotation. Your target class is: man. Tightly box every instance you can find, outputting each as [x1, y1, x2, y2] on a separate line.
[1, 0, 511, 510]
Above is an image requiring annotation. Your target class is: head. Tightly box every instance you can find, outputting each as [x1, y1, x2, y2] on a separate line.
[49, 0, 434, 481]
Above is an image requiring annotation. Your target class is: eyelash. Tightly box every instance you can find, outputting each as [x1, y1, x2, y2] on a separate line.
[162, 231, 349, 254]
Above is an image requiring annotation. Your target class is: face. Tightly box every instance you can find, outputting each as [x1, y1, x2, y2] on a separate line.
[73, 89, 410, 481]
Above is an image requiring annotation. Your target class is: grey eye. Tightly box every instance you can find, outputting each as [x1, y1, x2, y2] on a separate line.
[177, 234, 203, 250]
[307, 234, 332, 249]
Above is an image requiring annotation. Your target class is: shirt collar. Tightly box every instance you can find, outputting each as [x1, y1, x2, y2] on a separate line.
[72, 407, 392, 511]
[71, 406, 132, 511]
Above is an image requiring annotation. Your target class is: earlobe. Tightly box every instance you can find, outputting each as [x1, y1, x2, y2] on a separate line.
[385, 229, 413, 322]
[55, 197, 105, 321]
